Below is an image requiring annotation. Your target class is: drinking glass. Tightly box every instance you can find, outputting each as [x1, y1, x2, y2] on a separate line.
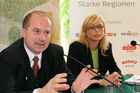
[133, 76, 140, 93]
[105, 86, 116, 93]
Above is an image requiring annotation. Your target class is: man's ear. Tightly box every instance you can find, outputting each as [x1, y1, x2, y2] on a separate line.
[22, 28, 26, 37]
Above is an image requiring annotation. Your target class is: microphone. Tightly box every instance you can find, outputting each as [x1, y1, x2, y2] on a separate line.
[131, 40, 140, 46]
[64, 54, 124, 93]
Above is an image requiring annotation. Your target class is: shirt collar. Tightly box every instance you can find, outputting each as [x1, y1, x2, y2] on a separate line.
[24, 45, 42, 62]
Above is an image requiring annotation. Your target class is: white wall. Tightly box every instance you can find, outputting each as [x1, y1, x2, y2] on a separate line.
[70, 0, 140, 75]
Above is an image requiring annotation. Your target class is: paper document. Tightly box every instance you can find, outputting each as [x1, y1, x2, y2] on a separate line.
[125, 75, 140, 85]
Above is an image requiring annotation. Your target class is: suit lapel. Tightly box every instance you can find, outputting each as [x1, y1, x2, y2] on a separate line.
[36, 49, 52, 87]
[20, 39, 37, 89]
[87, 47, 94, 68]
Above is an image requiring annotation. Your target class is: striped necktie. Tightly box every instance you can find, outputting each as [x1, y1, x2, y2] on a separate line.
[32, 56, 39, 78]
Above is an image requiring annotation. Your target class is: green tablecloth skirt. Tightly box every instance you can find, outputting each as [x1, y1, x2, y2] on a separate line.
[86, 75, 133, 93]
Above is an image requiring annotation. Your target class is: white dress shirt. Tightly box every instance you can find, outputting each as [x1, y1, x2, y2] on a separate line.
[24, 45, 42, 69]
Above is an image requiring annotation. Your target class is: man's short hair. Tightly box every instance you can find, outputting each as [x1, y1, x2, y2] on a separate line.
[22, 10, 51, 30]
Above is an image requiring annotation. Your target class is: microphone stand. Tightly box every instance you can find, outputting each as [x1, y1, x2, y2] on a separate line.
[64, 54, 124, 93]
[136, 44, 140, 46]
[131, 41, 140, 46]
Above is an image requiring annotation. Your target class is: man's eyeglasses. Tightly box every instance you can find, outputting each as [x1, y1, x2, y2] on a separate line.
[88, 25, 104, 31]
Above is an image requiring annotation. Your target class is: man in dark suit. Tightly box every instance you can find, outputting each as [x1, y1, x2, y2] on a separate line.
[0, 10, 99, 93]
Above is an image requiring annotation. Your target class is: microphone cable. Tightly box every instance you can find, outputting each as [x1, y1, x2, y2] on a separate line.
[64, 54, 124, 93]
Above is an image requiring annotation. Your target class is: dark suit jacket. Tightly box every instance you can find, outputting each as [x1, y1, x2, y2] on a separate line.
[67, 41, 122, 79]
[0, 38, 74, 93]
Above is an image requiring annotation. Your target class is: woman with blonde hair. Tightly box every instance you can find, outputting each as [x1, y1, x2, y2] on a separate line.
[67, 14, 122, 87]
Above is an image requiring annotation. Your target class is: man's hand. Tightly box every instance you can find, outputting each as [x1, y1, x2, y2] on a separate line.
[72, 65, 100, 92]
[38, 73, 70, 93]
[99, 72, 122, 87]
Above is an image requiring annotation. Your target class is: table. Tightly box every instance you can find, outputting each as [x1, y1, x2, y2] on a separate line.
[86, 75, 133, 93]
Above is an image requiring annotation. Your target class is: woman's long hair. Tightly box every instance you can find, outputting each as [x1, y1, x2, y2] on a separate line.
[77, 14, 109, 56]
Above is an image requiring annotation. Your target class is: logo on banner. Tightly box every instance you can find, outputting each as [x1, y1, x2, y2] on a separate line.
[75, 33, 79, 37]
[121, 31, 139, 37]
[122, 60, 137, 67]
[107, 33, 117, 36]
[122, 46, 137, 50]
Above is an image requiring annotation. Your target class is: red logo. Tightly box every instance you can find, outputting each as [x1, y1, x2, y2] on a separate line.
[122, 46, 137, 50]
[107, 33, 113, 36]
[122, 60, 137, 64]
